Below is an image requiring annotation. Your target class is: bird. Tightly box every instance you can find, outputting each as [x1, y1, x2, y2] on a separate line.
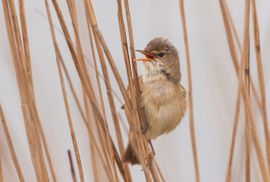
[123, 37, 187, 165]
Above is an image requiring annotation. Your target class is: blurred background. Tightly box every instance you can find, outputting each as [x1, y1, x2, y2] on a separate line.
[1, 0, 270, 181]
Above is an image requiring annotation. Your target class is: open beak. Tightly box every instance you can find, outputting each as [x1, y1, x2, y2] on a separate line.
[134, 50, 155, 62]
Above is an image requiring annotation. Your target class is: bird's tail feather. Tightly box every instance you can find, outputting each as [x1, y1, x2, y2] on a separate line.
[123, 142, 139, 165]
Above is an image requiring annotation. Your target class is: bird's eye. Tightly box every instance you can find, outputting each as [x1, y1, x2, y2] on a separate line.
[157, 52, 166, 57]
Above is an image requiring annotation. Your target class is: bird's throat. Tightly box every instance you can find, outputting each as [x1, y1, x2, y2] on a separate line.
[142, 61, 169, 83]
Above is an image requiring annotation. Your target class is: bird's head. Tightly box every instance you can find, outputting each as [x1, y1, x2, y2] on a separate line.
[135, 37, 181, 83]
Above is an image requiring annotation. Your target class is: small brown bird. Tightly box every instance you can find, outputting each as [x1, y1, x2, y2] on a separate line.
[124, 37, 187, 165]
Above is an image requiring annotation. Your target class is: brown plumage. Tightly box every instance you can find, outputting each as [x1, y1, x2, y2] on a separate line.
[123, 38, 187, 165]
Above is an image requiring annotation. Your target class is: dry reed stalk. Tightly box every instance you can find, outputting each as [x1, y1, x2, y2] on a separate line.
[120, 2, 154, 175]
[119, 2, 161, 180]
[117, 112, 128, 133]
[12, 1, 57, 180]
[225, 10, 262, 114]
[0, 105, 25, 181]
[83, 93, 100, 182]
[242, 1, 251, 181]
[65, 0, 101, 181]
[60, 57, 111, 173]
[244, 118, 251, 182]
[123, 0, 146, 132]
[85, 8, 109, 138]
[60, 59, 116, 180]
[2, 0, 51, 180]
[83, 1, 154, 181]
[225, 88, 241, 182]
[149, 163, 160, 182]
[84, 29, 119, 180]
[219, 6, 244, 181]
[85, 22, 123, 182]
[84, 15, 118, 177]
[18, 0, 33, 88]
[121, 0, 165, 180]
[220, 0, 270, 181]
[45, 1, 114, 181]
[55, 35, 85, 182]
[87, 31, 120, 182]
[84, 0, 132, 111]
[46, 2, 85, 181]
[238, 30, 269, 182]
[221, 2, 265, 181]
[223, 0, 262, 111]
[153, 160, 166, 182]
[0, 152, 2, 182]
[47, 1, 125, 180]
[224, 0, 269, 180]
[90, 35, 126, 182]
[67, 150, 77, 182]
[251, 0, 270, 174]
[50, 0, 114, 142]
[86, 1, 135, 180]
[66, 63, 117, 180]
[116, 0, 133, 84]
[224, 3, 241, 53]
[223, 0, 263, 113]
[92, 29, 131, 181]
[179, 1, 200, 182]
[116, 1, 165, 180]
[34, 7, 123, 104]
[97, 39, 130, 180]
[49, 2, 124, 181]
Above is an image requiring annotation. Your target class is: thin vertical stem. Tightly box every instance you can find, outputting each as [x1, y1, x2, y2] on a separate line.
[45, 1, 85, 181]
[225, 88, 241, 182]
[68, 150, 77, 182]
[243, 1, 251, 181]
[0, 105, 25, 182]
[83, 94, 100, 182]
[251, 0, 270, 175]
[2, 0, 49, 180]
[45, 1, 117, 180]
[0, 151, 2, 182]
[179, 1, 200, 182]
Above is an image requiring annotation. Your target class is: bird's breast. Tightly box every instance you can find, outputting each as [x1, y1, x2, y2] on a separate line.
[141, 79, 186, 139]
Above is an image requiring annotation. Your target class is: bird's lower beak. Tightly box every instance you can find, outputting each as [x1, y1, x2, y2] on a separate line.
[134, 50, 154, 62]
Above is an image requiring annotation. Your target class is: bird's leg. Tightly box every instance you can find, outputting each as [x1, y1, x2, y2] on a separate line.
[145, 140, 155, 168]
[149, 140, 155, 156]
[139, 153, 154, 171]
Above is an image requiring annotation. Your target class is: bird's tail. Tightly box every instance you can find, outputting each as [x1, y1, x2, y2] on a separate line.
[123, 142, 139, 165]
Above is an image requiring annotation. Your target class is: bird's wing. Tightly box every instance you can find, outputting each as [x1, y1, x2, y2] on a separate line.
[123, 76, 148, 133]
[121, 76, 143, 109]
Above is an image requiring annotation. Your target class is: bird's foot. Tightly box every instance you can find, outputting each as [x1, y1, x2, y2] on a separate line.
[139, 152, 154, 171]
[146, 152, 154, 168]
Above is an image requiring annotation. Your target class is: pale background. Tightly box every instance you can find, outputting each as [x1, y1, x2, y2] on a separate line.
[1, 0, 270, 181]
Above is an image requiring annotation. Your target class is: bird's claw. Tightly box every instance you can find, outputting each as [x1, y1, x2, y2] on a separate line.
[139, 152, 154, 171]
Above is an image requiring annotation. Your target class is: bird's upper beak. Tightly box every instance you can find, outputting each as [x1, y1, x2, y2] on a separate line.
[134, 50, 155, 62]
